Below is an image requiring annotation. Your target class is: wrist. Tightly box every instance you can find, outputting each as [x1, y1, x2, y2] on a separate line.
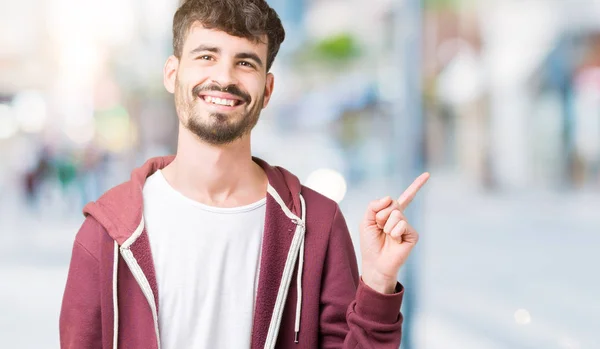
[361, 271, 398, 294]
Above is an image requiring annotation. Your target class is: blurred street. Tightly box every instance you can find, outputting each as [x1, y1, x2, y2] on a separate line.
[1, 172, 598, 349]
[417, 177, 600, 349]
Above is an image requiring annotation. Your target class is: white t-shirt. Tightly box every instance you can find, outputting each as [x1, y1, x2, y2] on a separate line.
[143, 170, 266, 349]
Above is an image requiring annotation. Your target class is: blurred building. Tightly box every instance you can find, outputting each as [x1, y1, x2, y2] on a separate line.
[423, 0, 600, 191]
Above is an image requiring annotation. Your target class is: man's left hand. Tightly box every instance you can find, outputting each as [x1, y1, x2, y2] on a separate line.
[359, 173, 430, 294]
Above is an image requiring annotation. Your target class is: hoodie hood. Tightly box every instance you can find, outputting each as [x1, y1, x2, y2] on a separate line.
[83, 155, 303, 245]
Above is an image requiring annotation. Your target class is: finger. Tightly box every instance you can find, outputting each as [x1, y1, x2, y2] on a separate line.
[364, 196, 393, 223]
[383, 210, 403, 234]
[400, 222, 419, 245]
[390, 220, 408, 242]
[398, 172, 430, 211]
[375, 202, 405, 229]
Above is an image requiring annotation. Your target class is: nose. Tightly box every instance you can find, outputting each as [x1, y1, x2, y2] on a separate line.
[210, 61, 238, 88]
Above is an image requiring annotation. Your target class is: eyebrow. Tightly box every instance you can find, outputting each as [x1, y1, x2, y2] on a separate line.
[235, 52, 263, 69]
[189, 45, 264, 69]
[190, 44, 220, 55]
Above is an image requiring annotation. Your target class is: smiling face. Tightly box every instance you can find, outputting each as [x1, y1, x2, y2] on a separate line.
[164, 22, 275, 145]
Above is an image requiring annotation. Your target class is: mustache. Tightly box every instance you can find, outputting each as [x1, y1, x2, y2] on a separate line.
[192, 84, 251, 104]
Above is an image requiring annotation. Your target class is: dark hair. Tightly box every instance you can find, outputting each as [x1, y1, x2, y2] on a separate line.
[172, 0, 286, 71]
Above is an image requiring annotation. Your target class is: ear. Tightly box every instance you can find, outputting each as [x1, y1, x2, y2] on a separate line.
[163, 55, 179, 94]
[261, 73, 275, 109]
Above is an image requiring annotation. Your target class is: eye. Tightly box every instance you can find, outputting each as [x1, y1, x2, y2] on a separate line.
[197, 55, 214, 61]
[238, 61, 255, 69]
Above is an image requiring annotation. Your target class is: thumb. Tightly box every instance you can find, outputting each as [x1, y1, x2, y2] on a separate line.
[364, 196, 393, 224]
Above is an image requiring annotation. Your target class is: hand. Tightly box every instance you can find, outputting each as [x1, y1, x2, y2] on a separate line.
[359, 173, 430, 294]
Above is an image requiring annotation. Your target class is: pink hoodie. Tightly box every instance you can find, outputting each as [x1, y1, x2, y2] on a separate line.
[59, 156, 404, 348]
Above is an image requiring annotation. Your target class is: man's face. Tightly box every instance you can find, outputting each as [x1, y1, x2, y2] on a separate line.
[164, 23, 274, 145]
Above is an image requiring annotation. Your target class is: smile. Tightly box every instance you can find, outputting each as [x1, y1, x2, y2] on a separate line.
[202, 95, 242, 107]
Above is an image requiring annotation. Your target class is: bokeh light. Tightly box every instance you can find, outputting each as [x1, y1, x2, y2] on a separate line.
[305, 168, 348, 203]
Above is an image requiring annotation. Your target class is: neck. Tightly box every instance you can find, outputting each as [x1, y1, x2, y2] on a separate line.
[162, 125, 267, 207]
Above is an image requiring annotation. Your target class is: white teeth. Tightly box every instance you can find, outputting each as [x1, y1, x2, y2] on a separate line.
[203, 96, 236, 106]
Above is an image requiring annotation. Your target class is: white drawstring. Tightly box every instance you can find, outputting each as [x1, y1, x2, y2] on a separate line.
[294, 195, 306, 343]
[263, 191, 307, 349]
[113, 240, 119, 349]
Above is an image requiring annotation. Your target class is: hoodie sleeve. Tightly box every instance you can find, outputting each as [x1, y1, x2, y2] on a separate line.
[319, 205, 404, 348]
[59, 218, 103, 349]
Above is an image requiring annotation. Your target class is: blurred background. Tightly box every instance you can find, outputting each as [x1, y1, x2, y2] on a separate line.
[1, 0, 599, 348]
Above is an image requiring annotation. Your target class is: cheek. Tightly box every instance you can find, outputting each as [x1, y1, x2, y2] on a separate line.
[246, 78, 266, 98]
[179, 65, 210, 88]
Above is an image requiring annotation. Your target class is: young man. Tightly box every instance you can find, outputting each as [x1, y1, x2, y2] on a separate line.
[59, 0, 429, 348]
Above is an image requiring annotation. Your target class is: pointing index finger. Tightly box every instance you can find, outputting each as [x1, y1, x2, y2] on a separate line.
[397, 172, 430, 211]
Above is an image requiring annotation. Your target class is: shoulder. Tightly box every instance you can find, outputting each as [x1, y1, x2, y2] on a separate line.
[73, 216, 112, 262]
[301, 185, 344, 231]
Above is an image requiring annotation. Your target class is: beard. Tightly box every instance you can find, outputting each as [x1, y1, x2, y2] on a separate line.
[174, 79, 264, 145]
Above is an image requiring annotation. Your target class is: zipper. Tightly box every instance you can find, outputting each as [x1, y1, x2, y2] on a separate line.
[120, 247, 161, 349]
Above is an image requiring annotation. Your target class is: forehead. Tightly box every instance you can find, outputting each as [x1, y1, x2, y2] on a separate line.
[184, 22, 268, 57]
